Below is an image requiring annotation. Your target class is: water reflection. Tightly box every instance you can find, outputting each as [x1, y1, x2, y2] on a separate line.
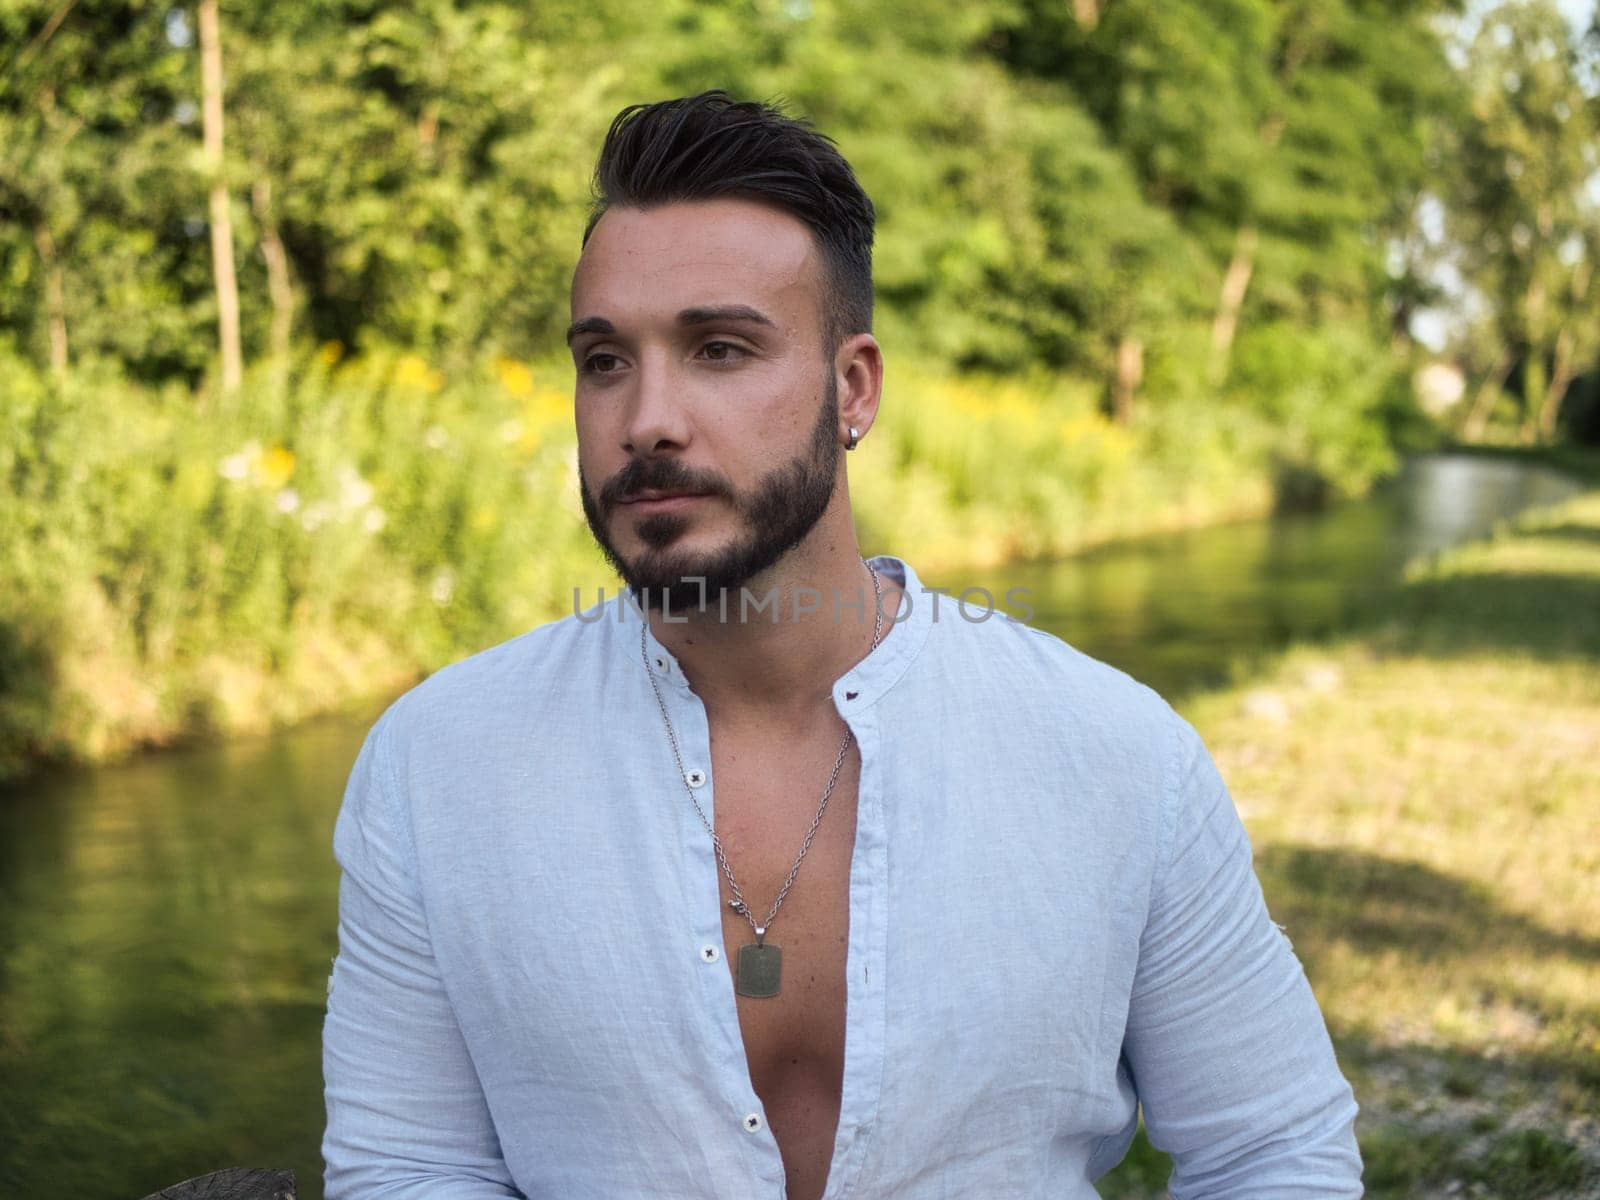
[1393, 454, 1582, 560]
[0, 714, 372, 1199]
[977, 455, 1586, 696]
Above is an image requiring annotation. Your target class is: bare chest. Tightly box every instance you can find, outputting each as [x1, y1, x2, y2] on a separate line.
[709, 727, 860, 1200]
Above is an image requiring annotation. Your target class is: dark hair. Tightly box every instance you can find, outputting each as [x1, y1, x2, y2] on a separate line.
[583, 90, 876, 352]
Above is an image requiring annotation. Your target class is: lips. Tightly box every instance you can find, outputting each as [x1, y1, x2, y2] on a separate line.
[616, 490, 713, 514]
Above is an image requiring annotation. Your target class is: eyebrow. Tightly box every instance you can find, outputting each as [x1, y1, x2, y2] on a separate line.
[676, 304, 777, 330]
[565, 305, 778, 346]
[565, 316, 615, 345]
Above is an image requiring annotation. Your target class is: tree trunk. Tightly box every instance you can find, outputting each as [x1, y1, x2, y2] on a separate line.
[1518, 354, 1546, 444]
[1538, 326, 1576, 443]
[199, 0, 242, 397]
[1540, 256, 1596, 442]
[1462, 353, 1513, 442]
[1072, 0, 1100, 29]
[32, 220, 68, 374]
[417, 100, 440, 159]
[1206, 42, 1294, 389]
[251, 175, 294, 370]
[1111, 334, 1143, 425]
[14, 0, 79, 72]
[1209, 224, 1258, 385]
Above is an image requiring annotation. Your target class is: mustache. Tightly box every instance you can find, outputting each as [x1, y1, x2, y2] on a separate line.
[599, 457, 733, 510]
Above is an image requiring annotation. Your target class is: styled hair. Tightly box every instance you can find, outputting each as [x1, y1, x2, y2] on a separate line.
[583, 90, 876, 352]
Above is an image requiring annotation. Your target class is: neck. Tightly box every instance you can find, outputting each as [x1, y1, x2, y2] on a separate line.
[644, 533, 901, 725]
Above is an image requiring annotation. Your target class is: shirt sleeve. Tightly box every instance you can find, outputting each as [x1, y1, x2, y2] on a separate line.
[322, 707, 523, 1199]
[1122, 711, 1363, 1198]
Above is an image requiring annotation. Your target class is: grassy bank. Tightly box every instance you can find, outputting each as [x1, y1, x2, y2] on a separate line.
[1101, 487, 1600, 1197]
[1, 347, 1379, 780]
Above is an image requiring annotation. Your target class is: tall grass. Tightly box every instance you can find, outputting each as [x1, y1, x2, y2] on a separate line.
[1, 344, 1388, 777]
[853, 367, 1272, 568]
[2, 346, 599, 773]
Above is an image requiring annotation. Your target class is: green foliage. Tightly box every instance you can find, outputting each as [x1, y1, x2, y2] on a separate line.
[991, 0, 1279, 238]
[0, 0, 1473, 398]
[0, 0, 205, 378]
[1226, 318, 1402, 496]
[7, 0, 1589, 770]
[0, 344, 604, 771]
[989, 0, 1464, 314]
[1443, 0, 1600, 441]
[0, 339, 1306, 774]
[852, 353, 1273, 565]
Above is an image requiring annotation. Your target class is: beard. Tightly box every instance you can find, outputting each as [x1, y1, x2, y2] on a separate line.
[579, 373, 842, 614]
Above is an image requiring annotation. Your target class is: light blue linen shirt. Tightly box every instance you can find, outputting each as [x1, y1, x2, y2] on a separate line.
[322, 554, 1362, 1198]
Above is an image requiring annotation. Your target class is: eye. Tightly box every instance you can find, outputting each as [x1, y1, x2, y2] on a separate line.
[697, 340, 747, 363]
[581, 352, 624, 375]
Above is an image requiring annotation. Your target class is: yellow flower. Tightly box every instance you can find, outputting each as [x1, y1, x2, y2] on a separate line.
[520, 387, 572, 438]
[261, 446, 296, 488]
[1056, 415, 1095, 444]
[394, 354, 443, 392]
[493, 356, 535, 399]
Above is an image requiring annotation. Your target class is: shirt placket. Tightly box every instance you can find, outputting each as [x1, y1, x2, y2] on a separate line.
[819, 693, 890, 1200]
[643, 616, 894, 1199]
[649, 648, 789, 1193]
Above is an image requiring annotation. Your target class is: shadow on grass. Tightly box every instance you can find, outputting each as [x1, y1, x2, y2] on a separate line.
[1094, 844, 1600, 1198]
[1335, 1036, 1600, 1199]
[1366, 568, 1600, 663]
[1530, 521, 1600, 550]
[1255, 845, 1600, 969]
[1096, 1037, 1599, 1200]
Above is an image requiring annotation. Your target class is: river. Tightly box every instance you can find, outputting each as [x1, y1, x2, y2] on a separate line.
[0, 453, 1585, 1199]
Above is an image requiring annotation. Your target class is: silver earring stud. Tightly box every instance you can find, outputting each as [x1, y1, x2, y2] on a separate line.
[846, 426, 860, 451]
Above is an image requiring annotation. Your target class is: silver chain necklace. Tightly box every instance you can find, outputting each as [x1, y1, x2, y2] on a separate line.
[641, 559, 885, 999]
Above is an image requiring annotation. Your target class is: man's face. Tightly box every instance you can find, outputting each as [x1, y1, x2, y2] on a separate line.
[569, 197, 843, 611]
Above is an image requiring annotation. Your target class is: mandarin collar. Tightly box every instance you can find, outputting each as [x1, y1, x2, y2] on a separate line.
[629, 555, 932, 710]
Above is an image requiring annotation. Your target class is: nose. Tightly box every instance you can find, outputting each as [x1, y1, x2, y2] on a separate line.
[622, 354, 692, 457]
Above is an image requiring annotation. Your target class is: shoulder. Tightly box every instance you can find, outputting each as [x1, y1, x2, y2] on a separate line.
[929, 604, 1180, 748]
[375, 608, 611, 770]
[894, 597, 1188, 873]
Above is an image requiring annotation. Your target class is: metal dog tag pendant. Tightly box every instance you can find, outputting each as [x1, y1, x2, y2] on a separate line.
[735, 942, 782, 998]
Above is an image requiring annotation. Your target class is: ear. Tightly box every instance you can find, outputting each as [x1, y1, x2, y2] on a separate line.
[833, 332, 884, 450]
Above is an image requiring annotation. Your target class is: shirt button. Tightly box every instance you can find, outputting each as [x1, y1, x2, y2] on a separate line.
[743, 1112, 763, 1133]
[685, 768, 707, 788]
[700, 944, 720, 963]
[653, 656, 668, 672]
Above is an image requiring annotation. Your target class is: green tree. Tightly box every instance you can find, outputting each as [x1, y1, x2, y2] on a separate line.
[987, 0, 1464, 374]
[1448, 0, 1600, 442]
[0, 1, 204, 379]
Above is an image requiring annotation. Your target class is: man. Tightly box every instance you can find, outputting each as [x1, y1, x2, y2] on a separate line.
[322, 91, 1363, 1198]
